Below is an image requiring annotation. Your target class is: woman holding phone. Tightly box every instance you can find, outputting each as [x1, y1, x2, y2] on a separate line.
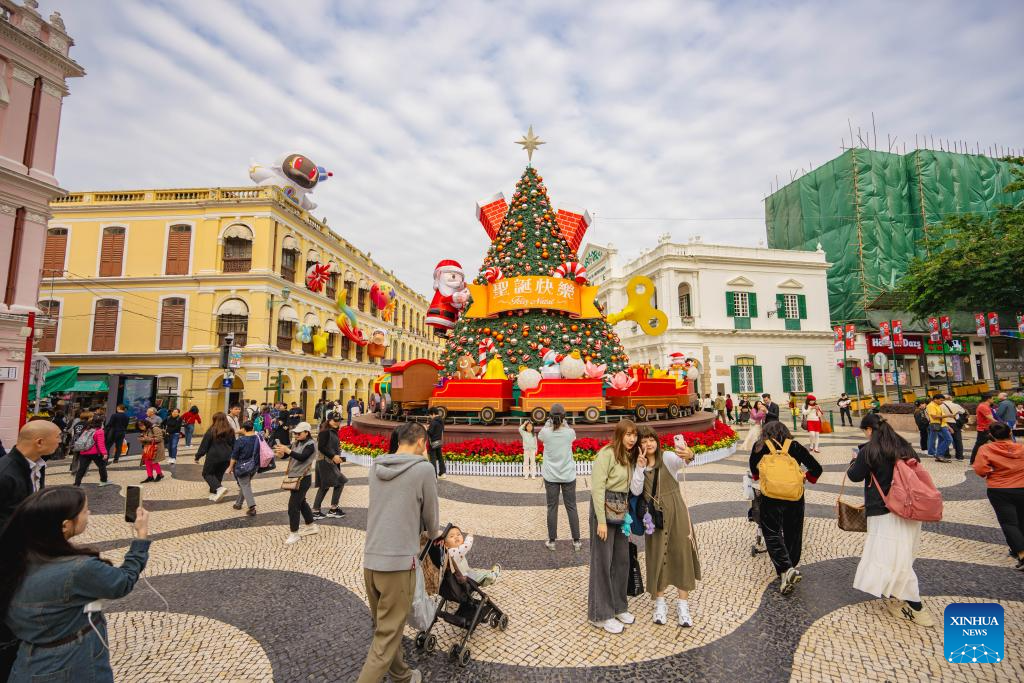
[630, 426, 701, 626]
[0, 487, 150, 682]
[274, 421, 318, 545]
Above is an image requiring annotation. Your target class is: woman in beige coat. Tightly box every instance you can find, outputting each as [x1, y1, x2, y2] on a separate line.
[630, 425, 701, 626]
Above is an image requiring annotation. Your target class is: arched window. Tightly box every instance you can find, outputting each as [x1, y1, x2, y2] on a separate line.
[276, 305, 298, 351]
[222, 224, 253, 272]
[678, 283, 692, 319]
[99, 226, 126, 277]
[281, 235, 299, 282]
[216, 298, 249, 346]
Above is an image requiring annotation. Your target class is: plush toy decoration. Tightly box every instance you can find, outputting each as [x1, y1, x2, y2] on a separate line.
[295, 325, 313, 344]
[539, 346, 564, 379]
[426, 259, 469, 337]
[456, 355, 480, 379]
[249, 153, 331, 211]
[336, 305, 368, 346]
[311, 330, 329, 355]
[516, 366, 542, 391]
[559, 349, 586, 379]
[552, 261, 588, 285]
[608, 371, 637, 391]
[306, 263, 331, 292]
[482, 354, 508, 380]
[583, 360, 607, 380]
[367, 328, 388, 360]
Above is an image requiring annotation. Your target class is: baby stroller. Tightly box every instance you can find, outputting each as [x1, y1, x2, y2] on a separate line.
[413, 523, 508, 667]
[743, 473, 767, 557]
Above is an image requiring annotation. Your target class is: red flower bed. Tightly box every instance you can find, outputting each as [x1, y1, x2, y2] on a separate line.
[339, 422, 738, 464]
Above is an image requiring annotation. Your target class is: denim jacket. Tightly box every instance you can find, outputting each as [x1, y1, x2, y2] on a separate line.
[5, 539, 151, 682]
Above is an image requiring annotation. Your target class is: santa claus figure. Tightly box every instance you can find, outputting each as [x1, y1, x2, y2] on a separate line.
[426, 259, 469, 337]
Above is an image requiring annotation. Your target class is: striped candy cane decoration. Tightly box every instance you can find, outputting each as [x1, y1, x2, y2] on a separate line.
[552, 261, 588, 284]
[478, 337, 495, 365]
[482, 266, 504, 283]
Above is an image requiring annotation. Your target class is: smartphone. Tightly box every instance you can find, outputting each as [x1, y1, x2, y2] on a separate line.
[674, 434, 687, 449]
[124, 485, 142, 523]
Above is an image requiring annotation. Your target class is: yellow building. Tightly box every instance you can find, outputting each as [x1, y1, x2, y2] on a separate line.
[40, 185, 442, 421]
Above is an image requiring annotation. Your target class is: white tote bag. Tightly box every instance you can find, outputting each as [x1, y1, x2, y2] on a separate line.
[407, 558, 439, 631]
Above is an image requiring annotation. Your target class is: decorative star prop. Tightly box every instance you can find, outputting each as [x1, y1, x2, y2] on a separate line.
[515, 125, 546, 163]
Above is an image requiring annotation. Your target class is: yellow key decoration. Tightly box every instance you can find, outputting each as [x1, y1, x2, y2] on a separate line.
[605, 275, 668, 336]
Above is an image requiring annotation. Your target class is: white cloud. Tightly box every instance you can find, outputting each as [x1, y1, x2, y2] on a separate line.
[48, 0, 1024, 294]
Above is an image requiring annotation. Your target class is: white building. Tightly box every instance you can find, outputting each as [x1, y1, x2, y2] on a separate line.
[584, 234, 838, 401]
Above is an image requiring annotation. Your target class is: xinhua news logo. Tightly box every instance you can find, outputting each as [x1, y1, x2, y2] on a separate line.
[944, 603, 1004, 664]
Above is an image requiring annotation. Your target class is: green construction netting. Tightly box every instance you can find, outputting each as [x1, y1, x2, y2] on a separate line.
[766, 149, 1024, 323]
[27, 366, 78, 401]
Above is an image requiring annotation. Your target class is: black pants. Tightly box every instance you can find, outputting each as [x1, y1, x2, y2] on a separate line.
[106, 431, 126, 462]
[289, 475, 315, 532]
[74, 453, 108, 485]
[544, 480, 581, 542]
[987, 488, 1024, 555]
[840, 407, 852, 426]
[314, 483, 345, 510]
[970, 430, 992, 465]
[917, 425, 929, 452]
[202, 459, 229, 493]
[757, 495, 805, 575]
[951, 423, 964, 459]
[429, 446, 446, 477]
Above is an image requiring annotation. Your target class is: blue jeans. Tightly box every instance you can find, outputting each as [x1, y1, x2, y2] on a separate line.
[168, 432, 181, 460]
[927, 425, 951, 458]
[184, 423, 195, 447]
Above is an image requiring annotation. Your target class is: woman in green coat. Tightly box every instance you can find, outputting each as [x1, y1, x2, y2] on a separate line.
[630, 425, 701, 627]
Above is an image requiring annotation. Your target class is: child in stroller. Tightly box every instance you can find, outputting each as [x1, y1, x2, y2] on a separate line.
[414, 523, 509, 667]
[443, 525, 501, 586]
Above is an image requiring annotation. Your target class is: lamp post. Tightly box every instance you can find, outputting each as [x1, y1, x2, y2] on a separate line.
[889, 319, 902, 403]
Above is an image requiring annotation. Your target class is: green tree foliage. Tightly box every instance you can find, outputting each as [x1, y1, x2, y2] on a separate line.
[441, 166, 629, 379]
[897, 159, 1024, 318]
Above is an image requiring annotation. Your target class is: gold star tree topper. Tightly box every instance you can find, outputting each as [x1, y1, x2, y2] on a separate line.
[515, 125, 546, 163]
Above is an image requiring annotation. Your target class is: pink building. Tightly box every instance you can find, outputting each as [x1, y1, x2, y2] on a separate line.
[0, 0, 83, 443]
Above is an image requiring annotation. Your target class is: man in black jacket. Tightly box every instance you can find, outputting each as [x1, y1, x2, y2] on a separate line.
[763, 394, 780, 423]
[426, 407, 446, 478]
[0, 421, 61, 528]
[105, 403, 130, 463]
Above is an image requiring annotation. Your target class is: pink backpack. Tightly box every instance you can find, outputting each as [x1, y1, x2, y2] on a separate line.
[871, 458, 943, 522]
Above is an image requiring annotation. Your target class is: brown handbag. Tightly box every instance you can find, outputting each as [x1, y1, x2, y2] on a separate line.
[836, 473, 867, 532]
[604, 490, 629, 524]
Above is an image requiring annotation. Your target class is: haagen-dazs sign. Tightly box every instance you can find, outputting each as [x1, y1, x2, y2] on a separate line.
[867, 334, 924, 355]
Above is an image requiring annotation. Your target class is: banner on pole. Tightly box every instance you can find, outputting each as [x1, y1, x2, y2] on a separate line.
[892, 319, 904, 345]
[844, 323, 856, 351]
[833, 325, 843, 352]
[988, 312, 1000, 338]
[878, 321, 891, 346]
[975, 313, 987, 337]
[939, 315, 952, 341]
[928, 316, 940, 342]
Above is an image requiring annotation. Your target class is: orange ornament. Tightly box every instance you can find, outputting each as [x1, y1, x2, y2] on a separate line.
[534, 241, 541, 248]
[483, 327, 491, 335]
[541, 251, 549, 259]
[570, 324, 579, 332]
[496, 334, 504, 342]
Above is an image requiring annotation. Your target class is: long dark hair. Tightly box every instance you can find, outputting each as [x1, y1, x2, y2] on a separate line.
[610, 418, 639, 467]
[859, 413, 916, 468]
[634, 424, 662, 467]
[0, 487, 106, 617]
[757, 420, 793, 451]
[209, 412, 234, 441]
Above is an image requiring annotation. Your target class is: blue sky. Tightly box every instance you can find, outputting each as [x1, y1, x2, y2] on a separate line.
[50, 0, 1024, 294]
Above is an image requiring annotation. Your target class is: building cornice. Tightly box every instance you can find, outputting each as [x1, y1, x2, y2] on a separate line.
[621, 328, 835, 340]
[0, 18, 84, 79]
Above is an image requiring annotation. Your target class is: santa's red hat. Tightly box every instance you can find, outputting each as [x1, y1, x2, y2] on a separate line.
[434, 259, 463, 279]
[539, 346, 565, 363]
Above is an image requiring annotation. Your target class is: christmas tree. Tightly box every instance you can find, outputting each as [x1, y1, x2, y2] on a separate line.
[440, 163, 630, 379]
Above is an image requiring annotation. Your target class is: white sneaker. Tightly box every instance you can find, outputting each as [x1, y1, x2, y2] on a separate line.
[780, 567, 799, 595]
[168, 458, 177, 464]
[213, 486, 227, 503]
[544, 540, 556, 551]
[677, 600, 693, 627]
[615, 611, 635, 625]
[591, 618, 624, 634]
[299, 523, 320, 537]
[653, 599, 668, 625]
[284, 533, 301, 545]
[207, 493, 218, 502]
[572, 540, 582, 552]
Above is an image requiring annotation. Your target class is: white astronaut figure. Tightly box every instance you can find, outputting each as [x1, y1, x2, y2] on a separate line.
[249, 153, 332, 211]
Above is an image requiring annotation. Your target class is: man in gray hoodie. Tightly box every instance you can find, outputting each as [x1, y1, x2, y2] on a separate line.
[358, 422, 439, 683]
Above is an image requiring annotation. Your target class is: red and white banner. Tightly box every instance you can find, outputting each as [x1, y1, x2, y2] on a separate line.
[940, 315, 952, 341]
[1018, 313, 1024, 335]
[892, 319, 904, 345]
[928, 316, 940, 342]
[988, 312, 1000, 338]
[833, 325, 843, 352]
[878, 321, 891, 346]
[845, 323, 856, 351]
[975, 313, 987, 337]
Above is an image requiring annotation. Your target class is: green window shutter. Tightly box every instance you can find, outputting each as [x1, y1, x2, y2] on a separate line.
[753, 365, 764, 393]
[734, 316, 751, 330]
[803, 365, 814, 392]
[785, 318, 801, 331]
[748, 293, 758, 318]
[797, 294, 807, 320]
[781, 366, 792, 392]
[726, 291, 735, 317]
[730, 366, 740, 393]
[776, 293, 786, 318]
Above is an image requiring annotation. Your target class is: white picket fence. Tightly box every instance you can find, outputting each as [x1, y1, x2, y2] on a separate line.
[343, 442, 737, 477]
